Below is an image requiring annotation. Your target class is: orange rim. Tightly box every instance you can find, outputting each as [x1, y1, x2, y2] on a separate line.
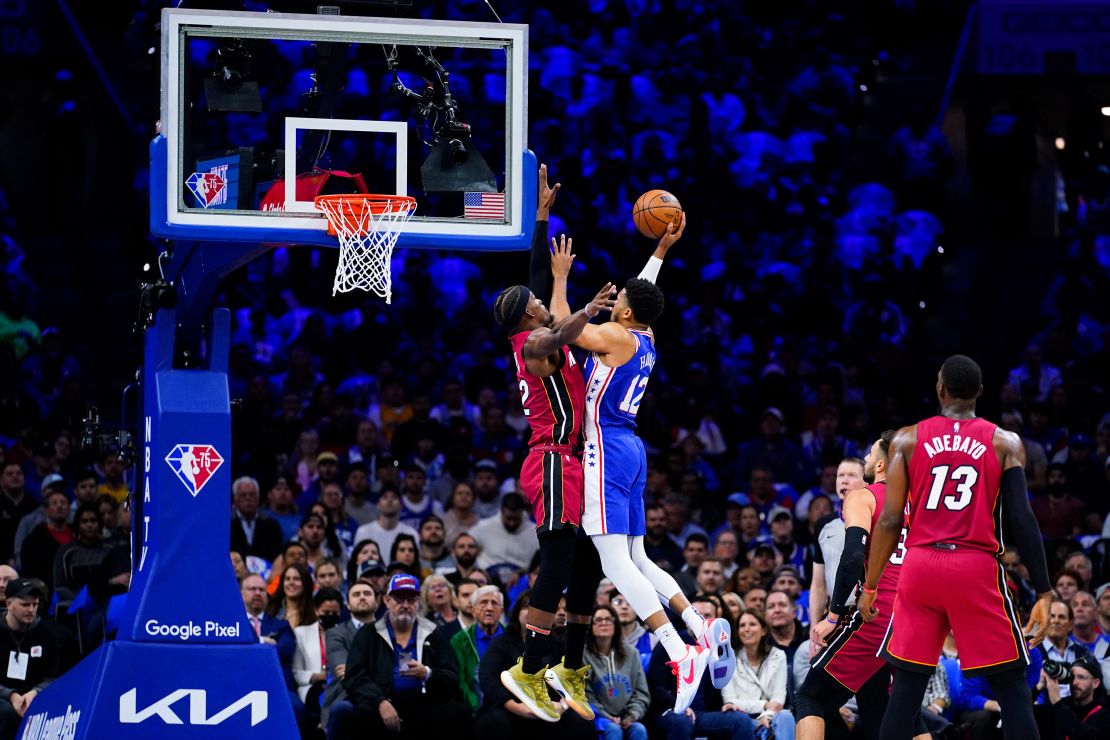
[314, 194, 417, 236]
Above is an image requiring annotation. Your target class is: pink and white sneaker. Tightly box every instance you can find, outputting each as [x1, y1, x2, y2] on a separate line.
[697, 617, 735, 689]
[668, 644, 711, 714]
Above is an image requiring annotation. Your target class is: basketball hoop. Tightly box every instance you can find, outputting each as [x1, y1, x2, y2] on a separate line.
[314, 194, 417, 303]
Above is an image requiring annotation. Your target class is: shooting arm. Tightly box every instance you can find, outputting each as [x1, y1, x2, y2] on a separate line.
[638, 212, 686, 284]
[864, 430, 911, 590]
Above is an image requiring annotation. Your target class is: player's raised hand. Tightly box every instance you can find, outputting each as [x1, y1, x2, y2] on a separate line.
[856, 588, 878, 622]
[538, 163, 561, 216]
[657, 211, 686, 252]
[585, 283, 616, 318]
[1024, 592, 1053, 648]
[551, 234, 575, 279]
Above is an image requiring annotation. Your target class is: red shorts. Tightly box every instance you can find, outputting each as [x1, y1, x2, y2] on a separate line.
[812, 591, 895, 692]
[881, 546, 1028, 676]
[519, 448, 583, 533]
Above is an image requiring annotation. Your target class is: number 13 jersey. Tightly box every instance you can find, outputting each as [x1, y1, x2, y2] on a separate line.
[583, 329, 656, 438]
[906, 415, 1003, 554]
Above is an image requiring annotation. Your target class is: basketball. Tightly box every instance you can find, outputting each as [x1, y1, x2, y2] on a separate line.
[633, 189, 683, 239]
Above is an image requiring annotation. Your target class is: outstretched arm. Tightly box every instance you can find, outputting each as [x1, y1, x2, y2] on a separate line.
[548, 235, 636, 361]
[523, 282, 616, 367]
[859, 426, 914, 619]
[638, 212, 686, 284]
[528, 163, 560, 303]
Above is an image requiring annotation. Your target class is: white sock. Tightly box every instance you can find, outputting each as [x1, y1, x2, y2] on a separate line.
[682, 606, 707, 639]
[654, 622, 688, 662]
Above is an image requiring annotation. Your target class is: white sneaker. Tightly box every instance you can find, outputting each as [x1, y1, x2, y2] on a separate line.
[668, 644, 711, 714]
[697, 617, 735, 689]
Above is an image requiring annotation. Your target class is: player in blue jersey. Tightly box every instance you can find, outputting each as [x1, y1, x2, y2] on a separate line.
[549, 216, 734, 715]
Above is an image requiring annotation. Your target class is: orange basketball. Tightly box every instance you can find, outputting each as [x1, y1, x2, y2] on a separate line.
[632, 189, 683, 239]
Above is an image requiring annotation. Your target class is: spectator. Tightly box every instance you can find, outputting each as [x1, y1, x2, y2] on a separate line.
[1039, 600, 1088, 701]
[444, 532, 482, 586]
[437, 578, 480, 645]
[674, 534, 709, 596]
[19, 489, 70, 589]
[470, 461, 503, 519]
[398, 465, 443, 529]
[766, 507, 806, 578]
[51, 504, 112, 603]
[1070, 592, 1108, 656]
[1063, 553, 1094, 592]
[263, 476, 302, 543]
[469, 493, 538, 572]
[345, 420, 384, 471]
[612, 591, 655, 673]
[0, 463, 36, 564]
[920, 662, 954, 737]
[323, 578, 378, 736]
[442, 482, 480, 545]
[736, 409, 807, 489]
[1056, 570, 1082, 605]
[736, 504, 766, 548]
[417, 516, 452, 573]
[724, 607, 794, 739]
[583, 603, 650, 740]
[392, 391, 447, 464]
[296, 513, 333, 570]
[1007, 343, 1062, 402]
[68, 470, 98, 514]
[802, 407, 858, 476]
[1032, 465, 1085, 539]
[663, 493, 708, 548]
[336, 573, 469, 739]
[648, 595, 754, 740]
[712, 530, 741, 580]
[0, 566, 17, 610]
[267, 563, 316, 629]
[292, 587, 341, 734]
[343, 463, 375, 527]
[347, 540, 382, 585]
[696, 557, 726, 596]
[353, 488, 418, 561]
[794, 464, 838, 522]
[999, 411, 1048, 493]
[314, 557, 344, 596]
[765, 590, 805, 698]
[13, 476, 69, 568]
[474, 590, 593, 738]
[319, 481, 359, 556]
[643, 502, 684, 573]
[231, 475, 285, 563]
[0, 580, 59, 738]
[1097, 584, 1110, 635]
[94, 452, 127, 504]
[749, 543, 781, 586]
[297, 451, 342, 515]
[420, 573, 456, 627]
[449, 584, 504, 713]
[430, 379, 480, 430]
[1042, 654, 1110, 739]
[389, 534, 420, 575]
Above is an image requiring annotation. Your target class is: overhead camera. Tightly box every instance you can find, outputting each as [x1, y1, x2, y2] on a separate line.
[205, 38, 262, 113]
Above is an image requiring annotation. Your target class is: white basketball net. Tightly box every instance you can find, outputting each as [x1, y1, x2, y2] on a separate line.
[315, 195, 417, 303]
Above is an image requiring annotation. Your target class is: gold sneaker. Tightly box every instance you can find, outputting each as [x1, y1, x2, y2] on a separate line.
[544, 660, 595, 720]
[500, 658, 561, 722]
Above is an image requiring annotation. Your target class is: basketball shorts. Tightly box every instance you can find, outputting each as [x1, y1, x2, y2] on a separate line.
[519, 447, 583, 533]
[881, 546, 1028, 676]
[582, 432, 647, 536]
[811, 591, 895, 692]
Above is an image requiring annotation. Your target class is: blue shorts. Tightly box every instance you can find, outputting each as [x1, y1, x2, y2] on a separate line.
[582, 432, 647, 536]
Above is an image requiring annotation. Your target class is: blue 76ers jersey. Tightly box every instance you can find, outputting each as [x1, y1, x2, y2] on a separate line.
[582, 329, 656, 536]
[583, 329, 656, 436]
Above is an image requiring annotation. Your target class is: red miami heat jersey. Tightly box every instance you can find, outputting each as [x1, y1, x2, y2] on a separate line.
[865, 482, 905, 593]
[906, 416, 1003, 554]
[509, 330, 586, 447]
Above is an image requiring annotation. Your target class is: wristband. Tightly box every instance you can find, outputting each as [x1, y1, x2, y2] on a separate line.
[861, 585, 877, 594]
[825, 616, 838, 625]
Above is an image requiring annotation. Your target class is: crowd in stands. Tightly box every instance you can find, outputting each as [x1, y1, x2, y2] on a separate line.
[1, 1, 1110, 739]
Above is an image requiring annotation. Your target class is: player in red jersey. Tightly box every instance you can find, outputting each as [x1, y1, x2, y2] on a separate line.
[492, 165, 616, 723]
[796, 431, 928, 740]
[859, 355, 1053, 740]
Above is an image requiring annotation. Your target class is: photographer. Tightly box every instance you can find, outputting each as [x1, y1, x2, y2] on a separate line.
[1042, 654, 1110, 739]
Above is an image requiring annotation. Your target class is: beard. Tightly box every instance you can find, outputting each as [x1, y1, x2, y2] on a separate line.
[455, 552, 477, 569]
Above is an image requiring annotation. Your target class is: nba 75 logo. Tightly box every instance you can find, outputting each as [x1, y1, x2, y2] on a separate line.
[185, 171, 227, 208]
[165, 445, 224, 497]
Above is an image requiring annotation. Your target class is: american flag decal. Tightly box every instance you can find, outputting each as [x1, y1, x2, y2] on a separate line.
[464, 191, 505, 219]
